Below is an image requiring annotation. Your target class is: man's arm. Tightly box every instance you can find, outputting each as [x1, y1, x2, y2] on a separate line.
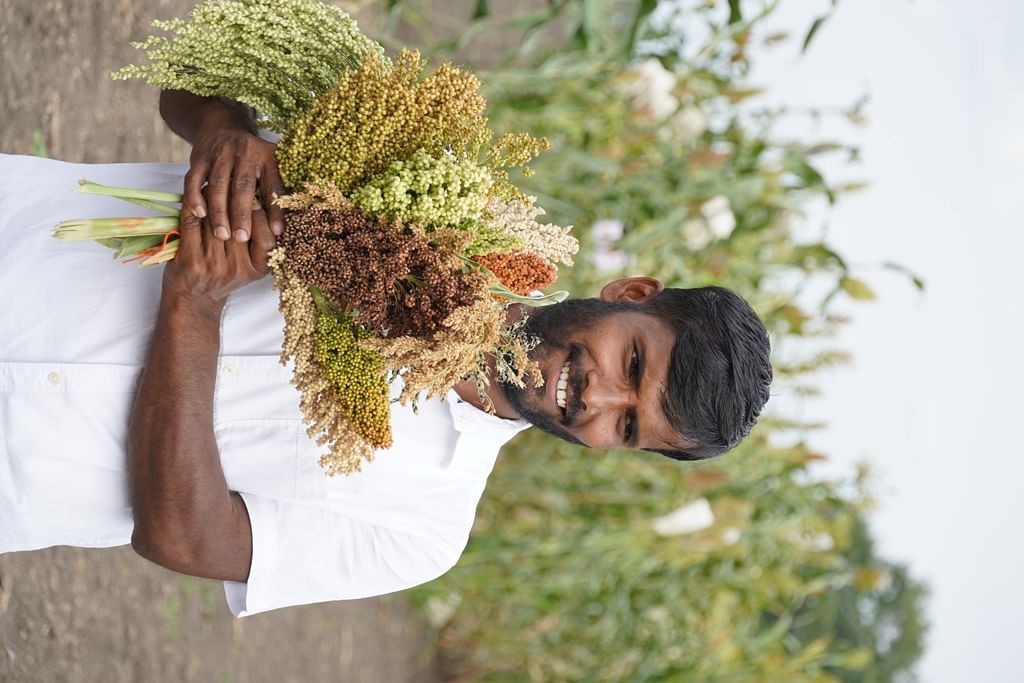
[159, 90, 285, 243]
[127, 188, 278, 582]
[127, 292, 252, 582]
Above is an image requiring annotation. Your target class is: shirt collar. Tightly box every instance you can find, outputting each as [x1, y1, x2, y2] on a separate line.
[445, 389, 531, 435]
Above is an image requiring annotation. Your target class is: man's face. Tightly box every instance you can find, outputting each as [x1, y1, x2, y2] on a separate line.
[502, 299, 692, 453]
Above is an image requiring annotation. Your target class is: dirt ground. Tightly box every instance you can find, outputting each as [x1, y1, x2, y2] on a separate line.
[0, 1, 441, 680]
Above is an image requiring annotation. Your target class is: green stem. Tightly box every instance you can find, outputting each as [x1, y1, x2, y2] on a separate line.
[308, 285, 331, 316]
[110, 196, 182, 217]
[492, 285, 570, 306]
[75, 179, 184, 205]
[52, 216, 180, 240]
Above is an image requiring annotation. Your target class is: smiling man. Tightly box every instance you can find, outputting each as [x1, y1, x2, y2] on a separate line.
[474, 279, 771, 461]
[0, 93, 770, 616]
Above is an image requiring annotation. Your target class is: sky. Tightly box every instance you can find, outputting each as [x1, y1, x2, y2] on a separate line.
[750, 1, 1024, 681]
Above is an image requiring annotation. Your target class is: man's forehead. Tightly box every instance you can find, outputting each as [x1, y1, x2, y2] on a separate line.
[607, 307, 671, 330]
[641, 381, 694, 454]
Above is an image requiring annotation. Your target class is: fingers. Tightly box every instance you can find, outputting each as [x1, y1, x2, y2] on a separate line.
[247, 208, 275, 278]
[183, 162, 210, 221]
[260, 162, 287, 237]
[184, 131, 280, 244]
[177, 207, 204, 259]
[206, 153, 235, 242]
[229, 158, 259, 243]
[202, 213, 229, 265]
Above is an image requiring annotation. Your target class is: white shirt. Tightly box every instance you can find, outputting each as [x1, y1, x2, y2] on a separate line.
[0, 154, 530, 616]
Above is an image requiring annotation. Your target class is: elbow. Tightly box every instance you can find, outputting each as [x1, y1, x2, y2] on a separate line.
[130, 526, 171, 566]
[130, 525, 198, 575]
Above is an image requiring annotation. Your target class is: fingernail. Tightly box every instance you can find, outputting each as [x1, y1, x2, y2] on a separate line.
[215, 226, 231, 240]
[234, 230, 248, 242]
[271, 222, 284, 236]
[194, 206, 207, 219]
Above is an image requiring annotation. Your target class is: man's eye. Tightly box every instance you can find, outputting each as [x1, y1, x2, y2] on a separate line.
[625, 344, 639, 443]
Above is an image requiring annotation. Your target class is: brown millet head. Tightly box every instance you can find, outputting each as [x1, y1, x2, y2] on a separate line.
[279, 203, 487, 339]
[279, 203, 413, 332]
[473, 250, 557, 295]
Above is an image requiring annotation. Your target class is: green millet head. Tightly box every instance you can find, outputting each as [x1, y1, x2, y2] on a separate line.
[349, 148, 493, 227]
[112, 0, 386, 133]
[313, 311, 392, 449]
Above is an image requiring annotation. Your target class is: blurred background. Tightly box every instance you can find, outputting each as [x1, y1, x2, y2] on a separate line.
[1, 0, 1020, 681]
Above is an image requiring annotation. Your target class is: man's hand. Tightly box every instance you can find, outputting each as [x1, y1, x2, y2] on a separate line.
[186, 127, 286, 243]
[159, 89, 286, 244]
[161, 196, 278, 316]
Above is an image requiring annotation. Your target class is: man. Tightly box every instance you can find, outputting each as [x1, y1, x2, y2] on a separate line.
[0, 92, 770, 617]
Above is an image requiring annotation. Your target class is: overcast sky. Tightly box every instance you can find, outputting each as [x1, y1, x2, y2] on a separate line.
[753, 1, 1024, 681]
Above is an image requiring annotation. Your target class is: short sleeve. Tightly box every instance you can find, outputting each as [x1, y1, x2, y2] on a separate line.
[224, 491, 464, 617]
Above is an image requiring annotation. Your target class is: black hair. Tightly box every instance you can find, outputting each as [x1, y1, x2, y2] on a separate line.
[641, 286, 772, 461]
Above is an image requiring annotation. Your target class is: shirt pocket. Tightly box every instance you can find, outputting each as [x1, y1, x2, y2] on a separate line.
[0, 361, 141, 473]
[216, 418, 324, 501]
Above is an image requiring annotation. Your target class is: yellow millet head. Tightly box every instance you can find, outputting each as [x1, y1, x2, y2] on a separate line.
[487, 132, 551, 171]
[276, 49, 490, 194]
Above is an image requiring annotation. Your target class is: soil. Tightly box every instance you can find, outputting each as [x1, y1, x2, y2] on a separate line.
[0, 1, 441, 681]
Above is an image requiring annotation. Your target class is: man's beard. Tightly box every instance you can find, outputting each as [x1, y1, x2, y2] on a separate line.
[499, 298, 633, 445]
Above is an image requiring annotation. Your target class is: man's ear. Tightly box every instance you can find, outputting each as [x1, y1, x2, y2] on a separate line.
[599, 276, 664, 303]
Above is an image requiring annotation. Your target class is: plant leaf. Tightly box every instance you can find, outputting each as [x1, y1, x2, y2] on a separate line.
[882, 261, 926, 291]
[727, 0, 743, 24]
[623, 0, 658, 60]
[471, 0, 489, 21]
[840, 276, 876, 301]
[801, 15, 827, 53]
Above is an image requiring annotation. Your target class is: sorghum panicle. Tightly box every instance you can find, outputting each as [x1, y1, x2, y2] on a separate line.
[113, 0, 385, 132]
[276, 50, 489, 193]
[484, 197, 578, 267]
[313, 310, 392, 450]
[473, 250, 558, 295]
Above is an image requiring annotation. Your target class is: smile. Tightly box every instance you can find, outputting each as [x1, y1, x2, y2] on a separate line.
[555, 360, 570, 411]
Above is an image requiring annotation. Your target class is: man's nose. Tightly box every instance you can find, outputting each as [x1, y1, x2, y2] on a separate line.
[580, 372, 629, 413]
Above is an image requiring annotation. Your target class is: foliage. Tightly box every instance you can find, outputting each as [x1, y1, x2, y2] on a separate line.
[790, 518, 929, 683]
[360, 0, 930, 680]
[417, 428, 900, 682]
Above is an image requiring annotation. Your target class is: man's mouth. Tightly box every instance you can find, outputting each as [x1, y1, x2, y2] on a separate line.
[555, 359, 570, 412]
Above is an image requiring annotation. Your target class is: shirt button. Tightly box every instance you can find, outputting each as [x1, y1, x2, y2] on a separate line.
[222, 363, 236, 375]
[47, 371, 62, 385]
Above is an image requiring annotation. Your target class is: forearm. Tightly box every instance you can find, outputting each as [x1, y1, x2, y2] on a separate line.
[127, 293, 250, 580]
[159, 89, 258, 144]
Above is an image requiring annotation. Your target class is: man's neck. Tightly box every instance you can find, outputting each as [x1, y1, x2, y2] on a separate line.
[451, 303, 526, 420]
[452, 354, 523, 420]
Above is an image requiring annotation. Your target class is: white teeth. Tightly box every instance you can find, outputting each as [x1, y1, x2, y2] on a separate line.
[555, 361, 571, 409]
